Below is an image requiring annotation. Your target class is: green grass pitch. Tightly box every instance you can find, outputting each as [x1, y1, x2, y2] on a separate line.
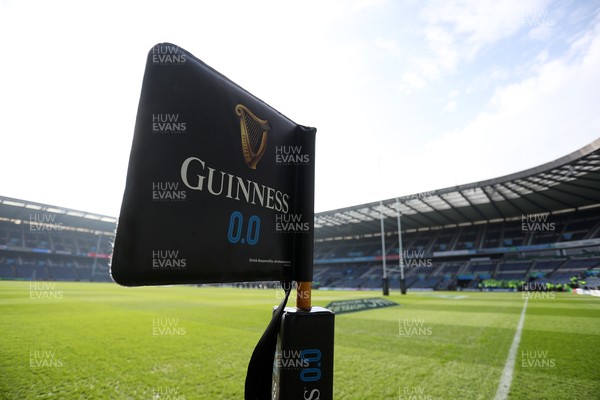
[1, 281, 599, 399]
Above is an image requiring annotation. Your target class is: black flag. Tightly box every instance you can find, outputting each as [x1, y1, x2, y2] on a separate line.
[111, 43, 316, 286]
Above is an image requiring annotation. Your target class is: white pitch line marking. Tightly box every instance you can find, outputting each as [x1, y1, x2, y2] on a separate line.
[494, 297, 528, 400]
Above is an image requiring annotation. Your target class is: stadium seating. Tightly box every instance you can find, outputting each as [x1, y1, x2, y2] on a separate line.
[0, 218, 112, 282]
[1, 199, 599, 291]
[311, 208, 600, 291]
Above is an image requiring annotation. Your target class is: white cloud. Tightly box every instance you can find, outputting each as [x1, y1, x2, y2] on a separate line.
[422, 0, 551, 55]
[400, 0, 553, 90]
[443, 100, 457, 112]
[528, 24, 554, 41]
[419, 16, 600, 187]
[466, 67, 511, 93]
[349, 0, 388, 13]
[400, 72, 427, 92]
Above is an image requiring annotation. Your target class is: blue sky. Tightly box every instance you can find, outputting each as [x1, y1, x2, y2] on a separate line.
[1, 0, 599, 216]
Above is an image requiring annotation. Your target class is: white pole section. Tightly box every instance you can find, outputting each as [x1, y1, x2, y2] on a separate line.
[380, 200, 387, 279]
[396, 199, 404, 281]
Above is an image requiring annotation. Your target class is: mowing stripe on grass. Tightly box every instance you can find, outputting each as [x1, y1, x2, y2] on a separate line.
[494, 297, 528, 400]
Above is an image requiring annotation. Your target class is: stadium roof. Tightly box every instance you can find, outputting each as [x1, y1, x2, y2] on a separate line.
[315, 138, 600, 239]
[2, 138, 599, 239]
[0, 196, 116, 233]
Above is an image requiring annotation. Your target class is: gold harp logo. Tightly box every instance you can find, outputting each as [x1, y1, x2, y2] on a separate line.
[235, 104, 269, 169]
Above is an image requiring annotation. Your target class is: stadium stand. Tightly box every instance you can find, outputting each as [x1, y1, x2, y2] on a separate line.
[0, 200, 115, 282]
[313, 138, 600, 291]
[1, 139, 599, 291]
